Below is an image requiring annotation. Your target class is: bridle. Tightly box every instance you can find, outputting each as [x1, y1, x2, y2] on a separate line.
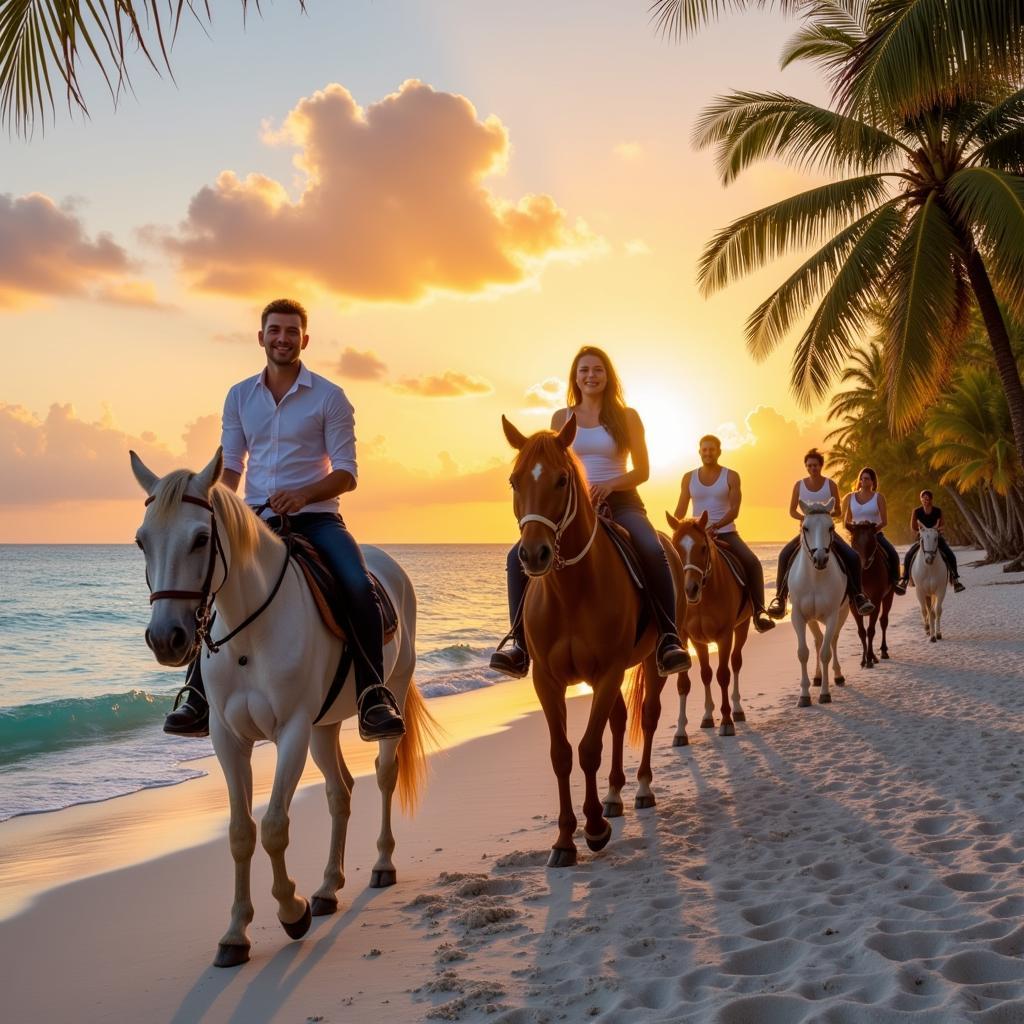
[679, 530, 713, 590]
[850, 522, 878, 570]
[517, 469, 598, 570]
[921, 529, 940, 563]
[143, 493, 290, 657]
[802, 514, 836, 566]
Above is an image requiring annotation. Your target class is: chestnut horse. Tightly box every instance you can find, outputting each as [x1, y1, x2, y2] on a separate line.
[502, 414, 684, 867]
[650, 511, 752, 746]
[848, 521, 895, 667]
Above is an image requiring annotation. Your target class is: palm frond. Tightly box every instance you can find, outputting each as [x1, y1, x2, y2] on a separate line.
[840, 0, 1024, 118]
[648, 0, 801, 40]
[780, 23, 862, 72]
[946, 167, 1024, 319]
[746, 199, 902, 358]
[698, 174, 891, 295]
[883, 193, 971, 430]
[970, 127, 1024, 174]
[693, 91, 911, 182]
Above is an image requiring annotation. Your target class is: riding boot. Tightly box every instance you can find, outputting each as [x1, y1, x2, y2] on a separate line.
[490, 544, 531, 678]
[164, 657, 210, 737]
[852, 593, 876, 615]
[952, 576, 966, 593]
[767, 583, 788, 620]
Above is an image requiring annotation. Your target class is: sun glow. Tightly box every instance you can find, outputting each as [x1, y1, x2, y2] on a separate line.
[626, 382, 704, 476]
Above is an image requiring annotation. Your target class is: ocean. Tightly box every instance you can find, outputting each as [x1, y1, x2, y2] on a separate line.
[0, 542, 783, 822]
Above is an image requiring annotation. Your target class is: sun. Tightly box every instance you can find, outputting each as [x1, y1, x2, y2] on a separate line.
[625, 382, 704, 477]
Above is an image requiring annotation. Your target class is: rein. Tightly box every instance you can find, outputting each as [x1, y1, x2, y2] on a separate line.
[921, 532, 940, 561]
[518, 473, 599, 570]
[680, 533, 713, 587]
[802, 516, 836, 565]
[144, 493, 290, 657]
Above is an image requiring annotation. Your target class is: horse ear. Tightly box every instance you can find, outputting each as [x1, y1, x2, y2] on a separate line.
[502, 416, 528, 450]
[798, 499, 810, 515]
[194, 447, 224, 495]
[555, 412, 577, 450]
[698, 509, 709, 528]
[666, 511, 681, 531]
[129, 450, 159, 495]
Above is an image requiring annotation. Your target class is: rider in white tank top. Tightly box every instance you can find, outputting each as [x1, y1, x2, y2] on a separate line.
[689, 466, 736, 534]
[798, 477, 832, 507]
[572, 424, 628, 484]
[849, 491, 882, 524]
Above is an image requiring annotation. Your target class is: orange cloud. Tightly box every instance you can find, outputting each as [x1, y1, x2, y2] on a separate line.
[0, 193, 155, 308]
[392, 371, 492, 398]
[521, 377, 565, 414]
[338, 347, 388, 380]
[159, 80, 598, 303]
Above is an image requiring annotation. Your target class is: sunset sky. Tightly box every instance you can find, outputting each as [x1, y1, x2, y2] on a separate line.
[1, 0, 838, 543]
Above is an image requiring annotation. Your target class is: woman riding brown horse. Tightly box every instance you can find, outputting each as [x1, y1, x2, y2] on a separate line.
[848, 521, 896, 667]
[501, 414, 687, 867]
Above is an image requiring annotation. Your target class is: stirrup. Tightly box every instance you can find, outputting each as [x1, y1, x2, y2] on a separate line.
[356, 685, 405, 741]
[172, 683, 207, 713]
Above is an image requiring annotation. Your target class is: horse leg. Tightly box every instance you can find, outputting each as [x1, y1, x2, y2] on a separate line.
[716, 631, 736, 737]
[855, 611, 869, 668]
[819, 613, 839, 704]
[579, 669, 628, 851]
[793, 610, 812, 708]
[210, 725, 256, 967]
[533, 672, 577, 868]
[935, 589, 945, 641]
[370, 735, 402, 887]
[309, 723, 352, 914]
[832, 603, 848, 685]
[262, 717, 313, 939]
[918, 589, 931, 638]
[602, 692, 627, 818]
[697, 644, 715, 728]
[879, 595, 892, 659]
[808, 619, 824, 687]
[636, 655, 665, 808]
[866, 609, 879, 667]
[674, 658, 692, 747]
[730, 619, 750, 722]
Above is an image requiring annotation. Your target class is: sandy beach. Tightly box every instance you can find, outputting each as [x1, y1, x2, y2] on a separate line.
[2, 556, 1023, 1023]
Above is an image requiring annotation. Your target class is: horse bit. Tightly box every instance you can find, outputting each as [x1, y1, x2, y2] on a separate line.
[517, 471, 599, 570]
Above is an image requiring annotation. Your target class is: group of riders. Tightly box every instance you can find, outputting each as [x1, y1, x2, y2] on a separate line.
[161, 298, 966, 741]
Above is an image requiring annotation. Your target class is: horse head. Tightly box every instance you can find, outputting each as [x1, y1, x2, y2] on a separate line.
[666, 509, 711, 604]
[848, 520, 879, 565]
[130, 447, 225, 666]
[502, 414, 584, 577]
[919, 525, 940, 564]
[799, 498, 836, 570]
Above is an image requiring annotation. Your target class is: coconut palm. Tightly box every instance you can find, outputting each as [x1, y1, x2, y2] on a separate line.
[651, 1, 1024, 115]
[0, 0, 304, 134]
[693, 58, 1024, 486]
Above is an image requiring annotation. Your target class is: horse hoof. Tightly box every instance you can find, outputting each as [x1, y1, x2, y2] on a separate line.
[733, 710, 746, 722]
[936, 634, 942, 641]
[370, 868, 397, 888]
[700, 719, 715, 729]
[834, 675, 845, 686]
[929, 636, 937, 643]
[812, 677, 822, 687]
[280, 899, 312, 940]
[585, 824, 612, 852]
[635, 793, 657, 810]
[672, 734, 689, 747]
[881, 651, 890, 660]
[547, 847, 578, 868]
[214, 942, 250, 968]
[311, 896, 338, 917]
[603, 801, 624, 818]
[798, 695, 811, 708]
[818, 693, 832, 705]
[719, 722, 736, 737]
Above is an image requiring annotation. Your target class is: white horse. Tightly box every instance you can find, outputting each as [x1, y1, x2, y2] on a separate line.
[130, 448, 436, 968]
[787, 499, 850, 707]
[911, 525, 948, 642]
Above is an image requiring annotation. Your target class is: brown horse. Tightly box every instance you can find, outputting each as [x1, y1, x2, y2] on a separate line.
[848, 521, 894, 668]
[502, 414, 684, 867]
[646, 511, 752, 745]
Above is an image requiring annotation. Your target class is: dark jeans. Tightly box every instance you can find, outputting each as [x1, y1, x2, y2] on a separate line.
[186, 511, 384, 702]
[715, 531, 767, 612]
[904, 536, 959, 578]
[774, 531, 865, 599]
[504, 489, 680, 643]
[876, 531, 900, 584]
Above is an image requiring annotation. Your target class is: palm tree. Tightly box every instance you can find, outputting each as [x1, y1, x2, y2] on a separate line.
[692, 38, 1024, 489]
[651, 1, 1024, 115]
[0, 1, 304, 134]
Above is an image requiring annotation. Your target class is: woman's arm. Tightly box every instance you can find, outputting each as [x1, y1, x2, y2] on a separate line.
[589, 408, 648, 502]
[789, 481, 802, 521]
[841, 492, 853, 529]
[909, 508, 920, 534]
[829, 479, 843, 520]
[877, 492, 889, 531]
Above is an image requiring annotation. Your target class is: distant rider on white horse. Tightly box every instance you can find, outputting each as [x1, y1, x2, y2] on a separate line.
[898, 489, 966, 594]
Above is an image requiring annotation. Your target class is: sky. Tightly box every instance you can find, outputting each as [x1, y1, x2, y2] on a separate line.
[0, 0, 839, 543]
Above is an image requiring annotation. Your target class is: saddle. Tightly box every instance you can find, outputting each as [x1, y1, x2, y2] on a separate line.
[288, 534, 398, 644]
[597, 513, 645, 591]
[712, 538, 748, 588]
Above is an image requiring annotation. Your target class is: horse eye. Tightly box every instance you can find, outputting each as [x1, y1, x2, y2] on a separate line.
[191, 534, 210, 552]
[135, 537, 144, 552]
[555, 473, 568, 488]
[509, 476, 518, 492]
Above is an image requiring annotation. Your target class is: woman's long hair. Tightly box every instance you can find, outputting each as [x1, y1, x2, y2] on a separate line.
[567, 346, 629, 453]
[858, 466, 878, 490]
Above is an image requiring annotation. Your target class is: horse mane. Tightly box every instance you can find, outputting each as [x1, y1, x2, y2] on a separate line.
[148, 469, 271, 562]
[516, 431, 589, 488]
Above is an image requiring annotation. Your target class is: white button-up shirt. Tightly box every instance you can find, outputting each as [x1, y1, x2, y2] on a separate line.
[221, 364, 357, 515]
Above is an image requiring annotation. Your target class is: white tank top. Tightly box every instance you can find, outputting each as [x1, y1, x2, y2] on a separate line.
[850, 491, 882, 524]
[689, 466, 735, 533]
[799, 477, 832, 508]
[572, 424, 628, 484]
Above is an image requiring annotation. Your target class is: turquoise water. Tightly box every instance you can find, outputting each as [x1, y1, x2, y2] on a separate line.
[0, 542, 782, 820]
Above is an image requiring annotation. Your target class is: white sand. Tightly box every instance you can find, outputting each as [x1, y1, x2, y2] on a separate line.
[2, 556, 1022, 1023]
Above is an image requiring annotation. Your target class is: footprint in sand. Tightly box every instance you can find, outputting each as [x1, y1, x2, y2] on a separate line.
[721, 937, 805, 975]
[911, 814, 958, 836]
[941, 950, 1024, 984]
[943, 871, 994, 893]
[865, 929, 951, 961]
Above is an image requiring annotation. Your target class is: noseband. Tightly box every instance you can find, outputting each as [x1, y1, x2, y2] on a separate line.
[517, 471, 599, 570]
[921, 531, 940, 561]
[802, 517, 836, 565]
[680, 533, 713, 588]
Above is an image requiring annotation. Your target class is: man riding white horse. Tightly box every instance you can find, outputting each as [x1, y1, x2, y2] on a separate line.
[163, 298, 405, 742]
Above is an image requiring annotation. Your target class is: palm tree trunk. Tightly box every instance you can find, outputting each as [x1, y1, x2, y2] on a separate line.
[965, 249, 1024, 472]
[944, 485, 987, 549]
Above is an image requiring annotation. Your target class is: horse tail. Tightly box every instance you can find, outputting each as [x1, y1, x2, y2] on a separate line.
[396, 678, 442, 814]
[626, 661, 646, 748]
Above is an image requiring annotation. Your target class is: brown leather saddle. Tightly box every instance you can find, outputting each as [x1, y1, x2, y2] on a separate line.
[289, 534, 398, 644]
[712, 538, 748, 588]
